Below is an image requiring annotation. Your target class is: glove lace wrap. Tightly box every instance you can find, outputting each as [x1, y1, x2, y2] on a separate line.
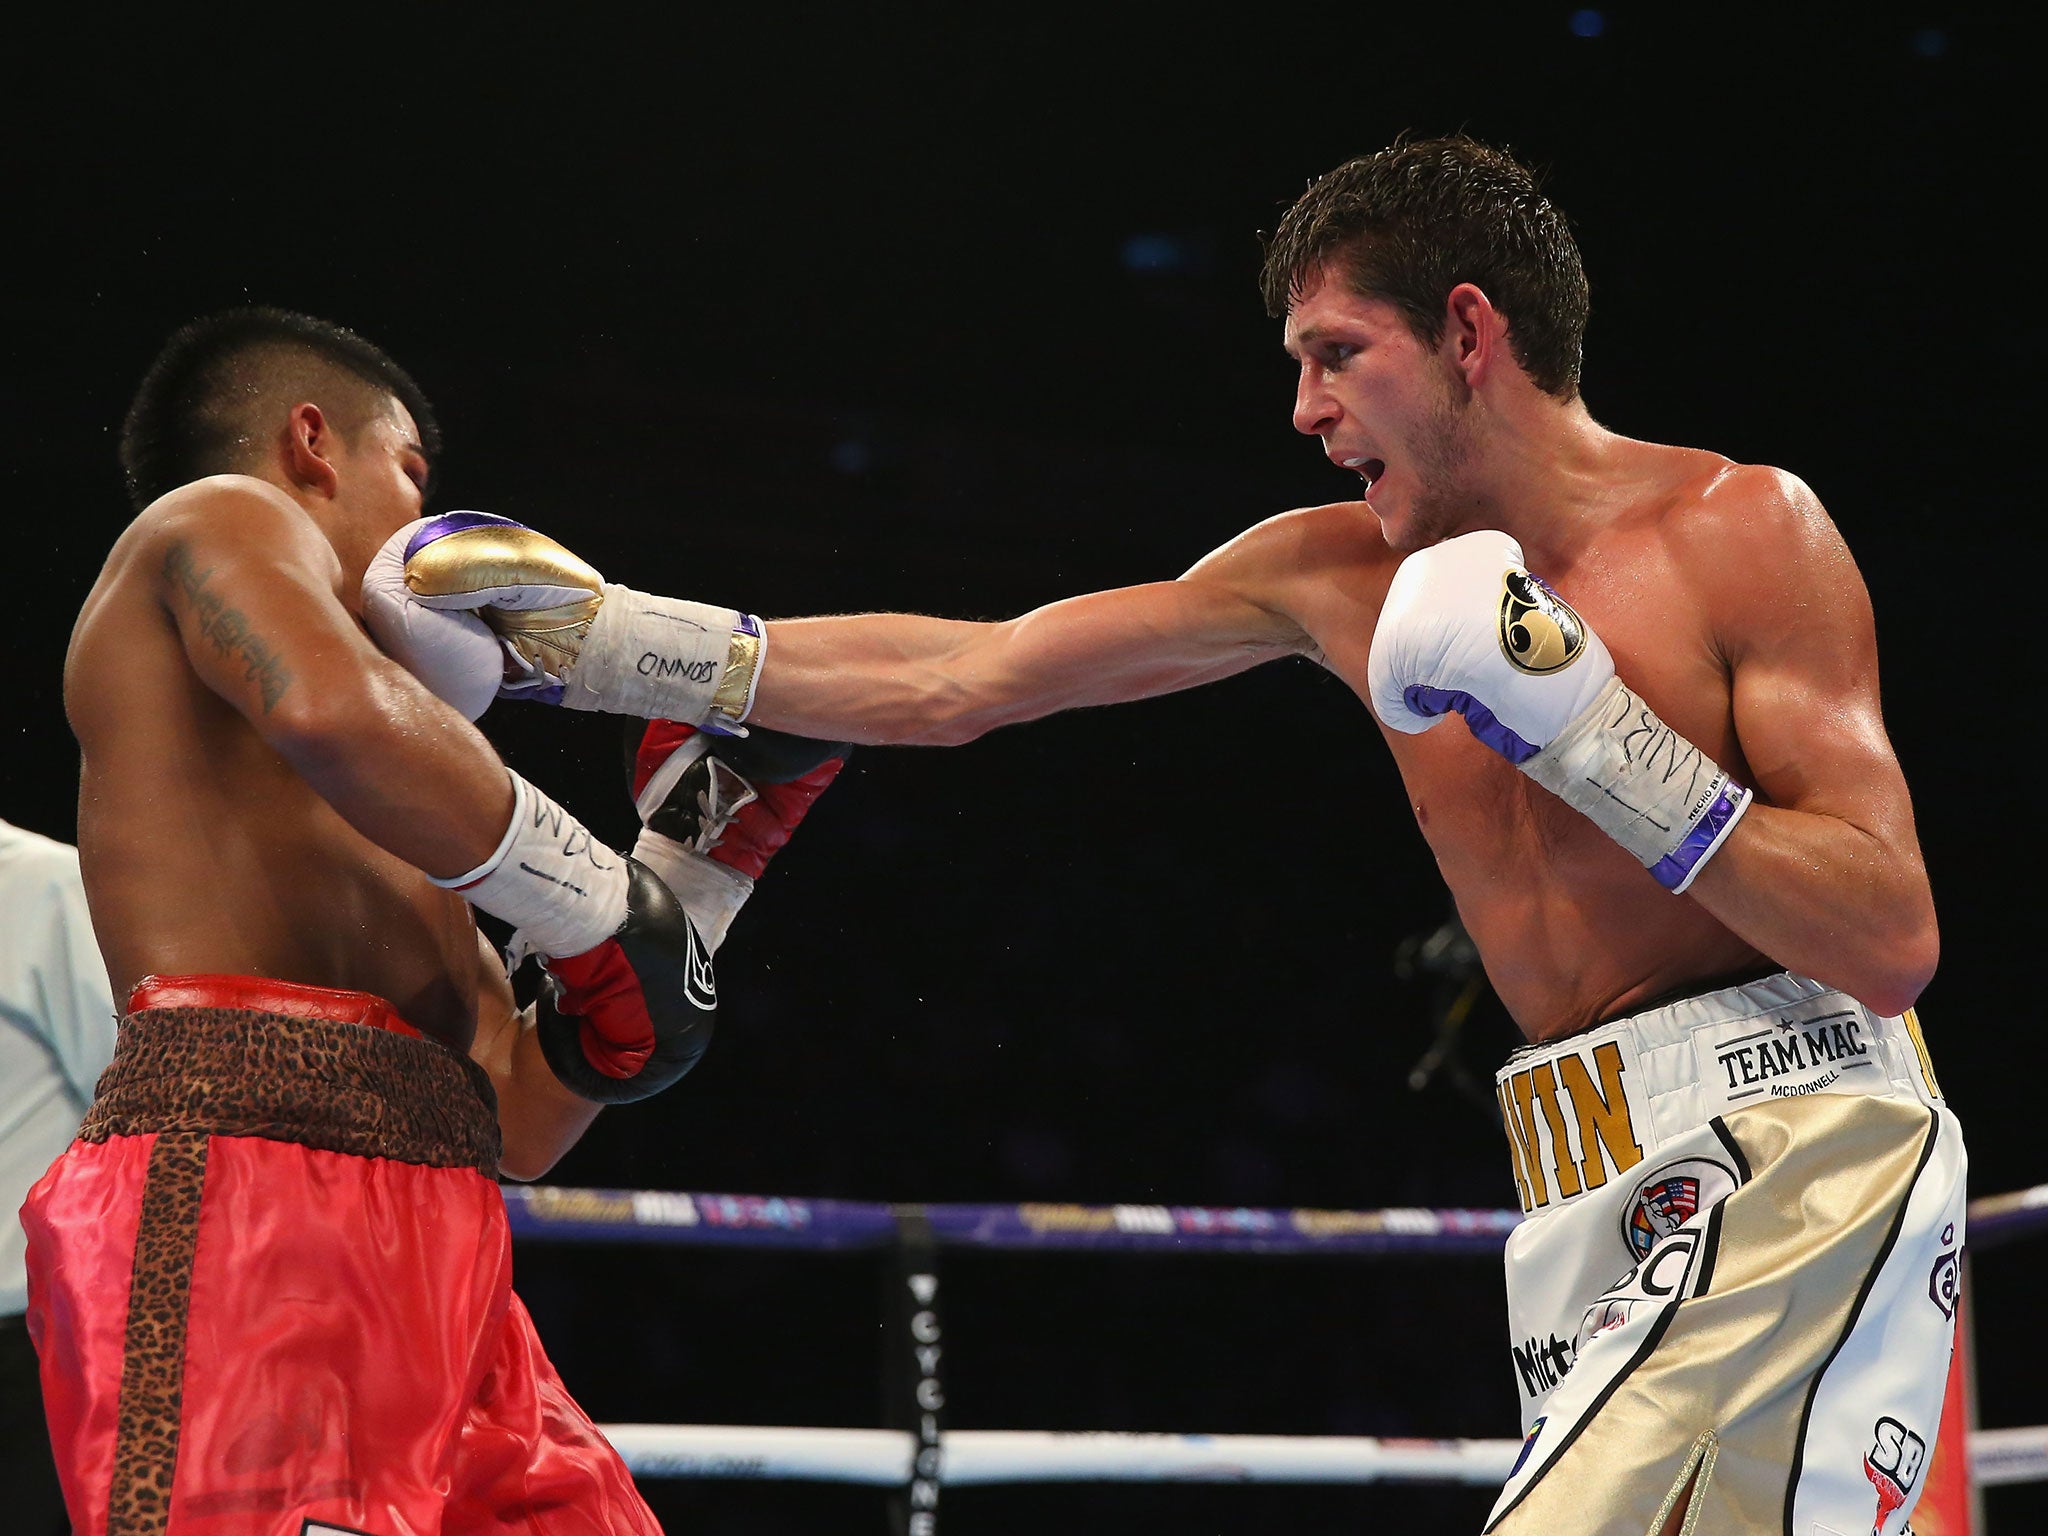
[1521, 677, 1752, 892]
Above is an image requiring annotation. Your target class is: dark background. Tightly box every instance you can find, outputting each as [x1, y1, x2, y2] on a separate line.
[7, 6, 2040, 1531]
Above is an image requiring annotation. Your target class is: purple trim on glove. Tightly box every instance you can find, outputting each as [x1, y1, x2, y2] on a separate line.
[501, 678, 566, 706]
[1403, 685, 1541, 765]
[1650, 781, 1751, 891]
[404, 510, 522, 560]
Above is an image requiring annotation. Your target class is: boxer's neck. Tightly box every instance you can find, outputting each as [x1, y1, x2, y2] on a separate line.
[1446, 393, 1628, 572]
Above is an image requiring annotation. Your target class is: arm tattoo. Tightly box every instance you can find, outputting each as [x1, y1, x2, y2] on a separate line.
[162, 542, 294, 713]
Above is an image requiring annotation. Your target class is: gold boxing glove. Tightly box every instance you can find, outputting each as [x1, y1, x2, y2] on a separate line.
[368, 512, 765, 722]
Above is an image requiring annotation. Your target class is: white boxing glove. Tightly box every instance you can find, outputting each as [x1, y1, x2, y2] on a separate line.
[1368, 530, 1615, 762]
[361, 515, 509, 721]
[1368, 530, 1751, 893]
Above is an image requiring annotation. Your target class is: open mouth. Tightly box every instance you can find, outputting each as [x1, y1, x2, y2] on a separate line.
[1342, 455, 1386, 491]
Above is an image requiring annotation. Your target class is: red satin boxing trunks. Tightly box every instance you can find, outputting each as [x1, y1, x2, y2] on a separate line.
[21, 974, 661, 1536]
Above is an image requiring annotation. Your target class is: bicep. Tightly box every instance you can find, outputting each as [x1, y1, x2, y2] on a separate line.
[155, 499, 386, 728]
[1716, 500, 1915, 838]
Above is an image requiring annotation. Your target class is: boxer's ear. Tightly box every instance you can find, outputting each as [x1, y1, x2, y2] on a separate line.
[1443, 282, 1501, 388]
[283, 402, 341, 497]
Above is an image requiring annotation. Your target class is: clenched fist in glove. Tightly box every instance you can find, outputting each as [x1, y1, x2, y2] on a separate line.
[362, 511, 766, 727]
[1368, 530, 1750, 893]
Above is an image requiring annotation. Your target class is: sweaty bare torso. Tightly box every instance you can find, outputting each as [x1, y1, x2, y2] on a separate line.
[1271, 445, 1768, 1040]
[65, 497, 485, 1046]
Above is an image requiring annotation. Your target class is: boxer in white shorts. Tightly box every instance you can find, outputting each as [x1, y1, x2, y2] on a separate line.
[1489, 975, 1964, 1533]
[365, 136, 1961, 1534]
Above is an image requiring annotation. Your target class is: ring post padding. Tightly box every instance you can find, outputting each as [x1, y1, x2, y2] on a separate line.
[885, 1205, 946, 1535]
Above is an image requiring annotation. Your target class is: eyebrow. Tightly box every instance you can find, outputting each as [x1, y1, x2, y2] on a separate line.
[1282, 326, 1330, 361]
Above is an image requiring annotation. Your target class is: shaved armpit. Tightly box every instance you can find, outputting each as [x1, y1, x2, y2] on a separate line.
[162, 541, 294, 712]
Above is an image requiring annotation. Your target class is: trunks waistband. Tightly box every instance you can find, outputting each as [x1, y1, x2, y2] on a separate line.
[127, 973, 426, 1038]
[83, 975, 500, 1176]
[1493, 972, 1944, 1220]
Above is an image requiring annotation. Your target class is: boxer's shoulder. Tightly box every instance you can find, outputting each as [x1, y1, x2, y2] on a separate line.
[1190, 499, 1396, 598]
[1662, 461, 1853, 598]
[138, 473, 324, 542]
[1264, 497, 1395, 561]
[1637, 451, 1829, 546]
[1177, 500, 1396, 667]
[75, 480, 314, 661]
[127, 475, 344, 595]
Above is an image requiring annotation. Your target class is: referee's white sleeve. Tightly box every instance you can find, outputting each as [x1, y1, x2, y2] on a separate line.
[0, 821, 117, 1097]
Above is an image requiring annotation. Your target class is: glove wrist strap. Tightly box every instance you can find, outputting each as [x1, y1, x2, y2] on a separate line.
[630, 829, 752, 954]
[559, 584, 766, 724]
[430, 771, 629, 955]
[1521, 676, 1753, 893]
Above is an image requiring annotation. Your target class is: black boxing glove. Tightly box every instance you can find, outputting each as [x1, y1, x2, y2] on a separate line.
[533, 858, 718, 1104]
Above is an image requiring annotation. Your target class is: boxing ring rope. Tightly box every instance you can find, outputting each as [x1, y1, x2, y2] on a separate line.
[596, 1424, 1528, 1486]
[504, 1183, 2048, 1500]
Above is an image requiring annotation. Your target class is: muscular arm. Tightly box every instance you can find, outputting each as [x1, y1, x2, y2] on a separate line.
[750, 516, 1320, 745]
[156, 481, 514, 877]
[468, 932, 600, 1178]
[1680, 474, 1938, 1015]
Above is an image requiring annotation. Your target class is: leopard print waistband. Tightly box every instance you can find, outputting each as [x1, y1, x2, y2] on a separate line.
[82, 1008, 502, 1176]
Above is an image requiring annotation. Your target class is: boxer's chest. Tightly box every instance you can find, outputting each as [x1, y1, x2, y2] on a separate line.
[1314, 531, 1743, 874]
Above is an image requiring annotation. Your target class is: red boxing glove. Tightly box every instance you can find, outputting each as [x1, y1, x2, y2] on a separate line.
[631, 720, 850, 880]
[535, 858, 716, 1103]
[624, 720, 851, 955]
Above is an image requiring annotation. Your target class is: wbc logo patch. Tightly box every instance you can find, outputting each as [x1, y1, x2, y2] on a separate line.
[1497, 570, 1588, 674]
[1621, 1159, 1738, 1260]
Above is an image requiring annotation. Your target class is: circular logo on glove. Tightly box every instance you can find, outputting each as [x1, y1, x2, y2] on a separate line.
[1498, 571, 1588, 675]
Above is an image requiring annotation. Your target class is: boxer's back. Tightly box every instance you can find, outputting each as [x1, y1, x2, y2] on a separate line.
[66, 484, 485, 1044]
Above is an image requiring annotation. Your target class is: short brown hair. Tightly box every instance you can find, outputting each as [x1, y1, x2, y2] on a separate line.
[1260, 135, 1589, 398]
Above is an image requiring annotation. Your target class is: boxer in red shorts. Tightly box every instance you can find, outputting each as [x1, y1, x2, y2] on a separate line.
[32, 308, 846, 1536]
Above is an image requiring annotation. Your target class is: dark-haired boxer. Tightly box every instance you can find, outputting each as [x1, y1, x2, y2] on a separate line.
[374, 136, 1964, 1536]
[32, 308, 841, 1536]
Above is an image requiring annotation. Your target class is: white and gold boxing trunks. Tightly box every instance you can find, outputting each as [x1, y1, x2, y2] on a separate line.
[1485, 973, 1966, 1536]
